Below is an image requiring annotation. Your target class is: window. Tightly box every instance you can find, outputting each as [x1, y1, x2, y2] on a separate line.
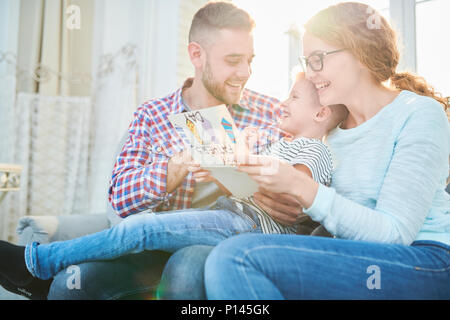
[232, 0, 389, 99]
[416, 0, 450, 96]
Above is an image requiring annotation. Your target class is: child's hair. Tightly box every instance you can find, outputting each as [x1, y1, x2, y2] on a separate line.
[304, 2, 448, 111]
[189, 2, 255, 46]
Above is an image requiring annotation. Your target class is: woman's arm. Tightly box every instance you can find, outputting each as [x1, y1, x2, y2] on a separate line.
[239, 104, 449, 244]
[309, 104, 448, 244]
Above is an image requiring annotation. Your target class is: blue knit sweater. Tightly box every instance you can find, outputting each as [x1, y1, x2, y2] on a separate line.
[305, 90, 450, 245]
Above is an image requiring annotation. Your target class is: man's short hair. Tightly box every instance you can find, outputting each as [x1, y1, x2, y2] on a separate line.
[189, 1, 255, 46]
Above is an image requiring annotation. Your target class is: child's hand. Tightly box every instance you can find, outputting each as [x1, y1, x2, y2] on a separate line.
[242, 126, 258, 150]
[235, 126, 257, 164]
[237, 155, 288, 191]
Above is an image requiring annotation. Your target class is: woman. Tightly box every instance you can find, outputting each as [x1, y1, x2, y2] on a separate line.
[204, 2, 449, 299]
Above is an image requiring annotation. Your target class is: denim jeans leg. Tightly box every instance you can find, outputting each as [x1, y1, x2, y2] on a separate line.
[47, 250, 171, 300]
[26, 207, 259, 280]
[205, 234, 450, 300]
[157, 245, 214, 300]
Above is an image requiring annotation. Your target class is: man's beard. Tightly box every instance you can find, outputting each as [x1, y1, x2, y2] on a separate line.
[202, 61, 243, 105]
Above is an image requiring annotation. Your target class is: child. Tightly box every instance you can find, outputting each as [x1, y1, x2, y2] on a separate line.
[229, 72, 348, 235]
[0, 72, 348, 299]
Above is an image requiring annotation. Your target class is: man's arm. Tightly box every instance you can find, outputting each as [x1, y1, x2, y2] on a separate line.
[108, 107, 189, 218]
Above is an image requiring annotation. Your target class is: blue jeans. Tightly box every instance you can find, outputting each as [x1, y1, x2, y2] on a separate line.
[47, 245, 214, 300]
[157, 245, 214, 299]
[204, 234, 450, 299]
[25, 197, 261, 280]
[47, 250, 171, 299]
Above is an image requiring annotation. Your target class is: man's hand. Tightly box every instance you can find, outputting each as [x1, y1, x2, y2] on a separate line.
[253, 187, 304, 227]
[187, 164, 232, 195]
[167, 149, 193, 193]
[187, 164, 215, 183]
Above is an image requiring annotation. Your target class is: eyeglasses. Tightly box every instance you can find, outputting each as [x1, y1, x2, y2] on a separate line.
[299, 49, 345, 72]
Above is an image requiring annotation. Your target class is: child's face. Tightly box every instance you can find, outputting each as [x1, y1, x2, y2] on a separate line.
[279, 78, 322, 136]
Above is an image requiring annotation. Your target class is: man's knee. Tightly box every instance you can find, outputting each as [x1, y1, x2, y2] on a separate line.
[158, 245, 214, 300]
[48, 251, 170, 300]
[48, 262, 103, 300]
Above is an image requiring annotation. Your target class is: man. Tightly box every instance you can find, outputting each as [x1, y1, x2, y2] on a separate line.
[47, 1, 303, 300]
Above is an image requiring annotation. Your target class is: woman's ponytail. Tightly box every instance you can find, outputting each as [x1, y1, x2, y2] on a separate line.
[391, 72, 449, 111]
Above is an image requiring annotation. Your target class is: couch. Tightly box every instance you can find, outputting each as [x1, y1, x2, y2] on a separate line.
[0, 212, 117, 300]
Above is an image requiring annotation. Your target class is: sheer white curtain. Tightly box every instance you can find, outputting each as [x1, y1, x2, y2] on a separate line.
[13, 93, 91, 216]
[0, 0, 20, 241]
[0, 0, 94, 241]
[0, 0, 20, 164]
[0, 0, 198, 240]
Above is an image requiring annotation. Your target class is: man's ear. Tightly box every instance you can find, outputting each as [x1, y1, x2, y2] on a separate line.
[188, 42, 205, 68]
[314, 106, 331, 122]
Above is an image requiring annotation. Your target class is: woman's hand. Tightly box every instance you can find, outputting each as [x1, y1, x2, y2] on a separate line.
[237, 155, 319, 219]
[253, 188, 305, 226]
[237, 155, 297, 194]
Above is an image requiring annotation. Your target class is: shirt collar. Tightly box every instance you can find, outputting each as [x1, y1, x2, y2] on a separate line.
[173, 86, 186, 114]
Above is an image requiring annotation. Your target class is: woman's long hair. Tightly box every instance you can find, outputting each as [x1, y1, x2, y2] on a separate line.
[304, 2, 449, 111]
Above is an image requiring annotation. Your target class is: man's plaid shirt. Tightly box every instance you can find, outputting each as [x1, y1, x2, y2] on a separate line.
[108, 79, 287, 218]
